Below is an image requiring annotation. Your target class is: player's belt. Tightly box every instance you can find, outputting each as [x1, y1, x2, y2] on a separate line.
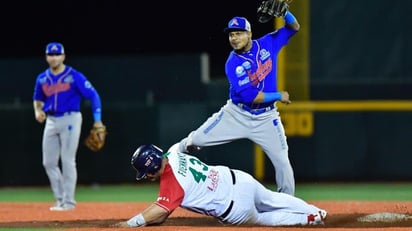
[229, 169, 236, 185]
[218, 170, 236, 220]
[219, 200, 234, 220]
[47, 111, 78, 117]
[236, 103, 275, 115]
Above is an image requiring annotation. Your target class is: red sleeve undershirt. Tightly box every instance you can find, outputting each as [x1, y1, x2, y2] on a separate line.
[155, 164, 184, 212]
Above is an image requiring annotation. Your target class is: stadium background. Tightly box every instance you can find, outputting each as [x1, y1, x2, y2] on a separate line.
[0, 0, 411, 186]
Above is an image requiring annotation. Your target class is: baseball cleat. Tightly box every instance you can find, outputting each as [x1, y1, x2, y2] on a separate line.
[49, 200, 63, 211]
[307, 210, 327, 225]
[49, 203, 75, 211]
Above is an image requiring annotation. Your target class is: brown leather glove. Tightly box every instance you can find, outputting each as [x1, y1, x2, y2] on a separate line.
[84, 125, 107, 152]
[257, 0, 290, 23]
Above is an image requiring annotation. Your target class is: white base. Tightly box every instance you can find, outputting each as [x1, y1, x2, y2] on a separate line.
[357, 212, 412, 223]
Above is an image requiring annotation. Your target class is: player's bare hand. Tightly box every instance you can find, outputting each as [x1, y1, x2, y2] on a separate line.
[112, 221, 129, 228]
[34, 109, 46, 123]
[280, 91, 291, 105]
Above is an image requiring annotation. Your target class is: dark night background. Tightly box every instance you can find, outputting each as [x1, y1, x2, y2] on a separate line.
[1, 0, 273, 76]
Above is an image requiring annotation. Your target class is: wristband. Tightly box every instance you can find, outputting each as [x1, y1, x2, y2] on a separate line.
[93, 111, 101, 122]
[127, 213, 146, 227]
[284, 11, 297, 24]
[263, 92, 282, 103]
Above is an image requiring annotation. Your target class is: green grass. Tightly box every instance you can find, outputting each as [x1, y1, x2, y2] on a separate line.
[0, 183, 158, 202]
[1, 182, 411, 202]
[293, 182, 412, 201]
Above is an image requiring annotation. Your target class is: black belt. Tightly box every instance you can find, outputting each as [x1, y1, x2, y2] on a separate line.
[219, 170, 236, 220]
[229, 169, 236, 185]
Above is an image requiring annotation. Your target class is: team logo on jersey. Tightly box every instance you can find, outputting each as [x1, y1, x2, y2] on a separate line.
[84, 80, 93, 89]
[235, 66, 246, 77]
[157, 196, 170, 203]
[242, 61, 251, 70]
[236, 61, 252, 86]
[41, 79, 71, 97]
[207, 169, 219, 192]
[238, 76, 250, 86]
[259, 49, 270, 61]
[39, 76, 47, 84]
[247, 59, 273, 86]
[63, 75, 74, 83]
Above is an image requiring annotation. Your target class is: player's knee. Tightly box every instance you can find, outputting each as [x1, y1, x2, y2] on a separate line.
[42, 161, 56, 169]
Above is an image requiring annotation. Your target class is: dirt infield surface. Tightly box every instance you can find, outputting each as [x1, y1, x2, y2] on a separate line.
[1, 201, 411, 230]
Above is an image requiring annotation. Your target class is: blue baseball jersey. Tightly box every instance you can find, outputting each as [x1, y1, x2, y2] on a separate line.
[33, 65, 102, 116]
[225, 27, 297, 109]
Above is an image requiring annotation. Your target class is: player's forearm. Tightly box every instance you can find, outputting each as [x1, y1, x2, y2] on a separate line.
[33, 100, 46, 123]
[253, 91, 291, 104]
[142, 204, 169, 225]
[33, 100, 44, 112]
[126, 213, 166, 227]
[127, 203, 169, 227]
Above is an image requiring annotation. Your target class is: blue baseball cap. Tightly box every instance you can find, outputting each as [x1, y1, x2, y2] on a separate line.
[224, 17, 251, 33]
[45, 42, 65, 55]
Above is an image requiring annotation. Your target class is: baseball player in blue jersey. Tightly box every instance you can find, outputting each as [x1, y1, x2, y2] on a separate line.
[178, 10, 300, 195]
[114, 143, 327, 227]
[33, 42, 105, 211]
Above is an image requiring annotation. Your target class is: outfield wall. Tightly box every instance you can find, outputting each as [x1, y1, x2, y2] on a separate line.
[1, 100, 411, 186]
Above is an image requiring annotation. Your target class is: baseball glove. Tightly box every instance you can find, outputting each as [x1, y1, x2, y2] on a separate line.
[257, 0, 291, 23]
[84, 125, 107, 152]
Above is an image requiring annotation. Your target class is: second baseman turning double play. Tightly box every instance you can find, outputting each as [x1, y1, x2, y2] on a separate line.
[178, 3, 300, 195]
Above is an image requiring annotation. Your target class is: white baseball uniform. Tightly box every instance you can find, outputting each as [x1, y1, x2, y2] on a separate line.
[155, 143, 325, 226]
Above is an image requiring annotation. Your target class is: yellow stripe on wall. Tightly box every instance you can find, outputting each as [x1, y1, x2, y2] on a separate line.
[254, 144, 265, 181]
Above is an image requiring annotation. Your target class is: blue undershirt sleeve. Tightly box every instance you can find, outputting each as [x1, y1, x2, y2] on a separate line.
[93, 111, 102, 122]
[284, 11, 297, 25]
[90, 93, 102, 122]
[263, 92, 282, 103]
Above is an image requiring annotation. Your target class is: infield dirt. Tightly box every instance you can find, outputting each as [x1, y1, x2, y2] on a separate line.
[1, 201, 411, 230]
